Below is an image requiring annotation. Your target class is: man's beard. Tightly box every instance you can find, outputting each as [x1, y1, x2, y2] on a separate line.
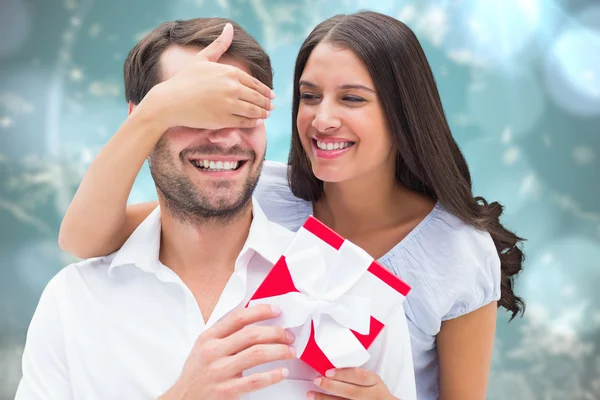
[148, 140, 263, 226]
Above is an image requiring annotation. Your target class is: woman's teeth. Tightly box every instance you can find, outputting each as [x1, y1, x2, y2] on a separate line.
[190, 160, 240, 171]
[316, 140, 354, 150]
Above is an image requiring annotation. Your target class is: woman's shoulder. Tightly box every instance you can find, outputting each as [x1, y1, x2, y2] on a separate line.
[383, 203, 502, 334]
[254, 160, 312, 232]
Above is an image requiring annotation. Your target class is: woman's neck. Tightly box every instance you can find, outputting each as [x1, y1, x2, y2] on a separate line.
[314, 167, 409, 238]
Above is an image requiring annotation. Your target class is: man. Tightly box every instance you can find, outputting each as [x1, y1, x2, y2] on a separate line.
[16, 18, 415, 399]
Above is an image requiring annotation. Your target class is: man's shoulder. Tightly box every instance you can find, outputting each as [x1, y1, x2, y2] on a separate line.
[36, 253, 117, 313]
[51, 253, 117, 286]
[69, 253, 117, 271]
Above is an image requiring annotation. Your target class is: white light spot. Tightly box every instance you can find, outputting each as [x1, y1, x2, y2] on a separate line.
[572, 146, 595, 165]
[0, 116, 14, 128]
[89, 24, 101, 37]
[468, 70, 545, 137]
[59, 49, 71, 62]
[545, 21, 600, 116]
[593, 311, 600, 326]
[134, 31, 150, 42]
[69, 68, 84, 82]
[454, 112, 472, 126]
[542, 134, 552, 148]
[81, 147, 93, 164]
[63, 31, 74, 44]
[447, 48, 488, 68]
[89, 81, 120, 97]
[0, 92, 35, 115]
[64, 0, 76, 11]
[414, 6, 448, 47]
[501, 126, 512, 144]
[519, 173, 542, 198]
[540, 252, 554, 265]
[561, 285, 576, 298]
[397, 4, 417, 23]
[503, 146, 520, 165]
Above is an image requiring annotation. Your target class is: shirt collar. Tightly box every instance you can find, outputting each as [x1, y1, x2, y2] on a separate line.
[108, 197, 282, 276]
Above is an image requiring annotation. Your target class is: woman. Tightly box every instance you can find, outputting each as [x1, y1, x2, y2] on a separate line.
[59, 11, 524, 399]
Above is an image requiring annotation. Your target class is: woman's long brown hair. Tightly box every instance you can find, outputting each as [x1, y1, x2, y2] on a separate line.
[288, 11, 525, 319]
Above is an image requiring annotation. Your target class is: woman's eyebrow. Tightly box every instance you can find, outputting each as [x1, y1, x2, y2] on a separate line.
[299, 80, 375, 93]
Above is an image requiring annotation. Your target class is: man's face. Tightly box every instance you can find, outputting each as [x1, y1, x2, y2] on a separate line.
[148, 45, 267, 224]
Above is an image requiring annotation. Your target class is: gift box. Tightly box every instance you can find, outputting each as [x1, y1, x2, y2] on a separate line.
[247, 216, 411, 375]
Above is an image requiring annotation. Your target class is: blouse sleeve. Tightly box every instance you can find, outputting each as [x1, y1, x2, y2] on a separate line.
[254, 160, 312, 232]
[382, 205, 502, 335]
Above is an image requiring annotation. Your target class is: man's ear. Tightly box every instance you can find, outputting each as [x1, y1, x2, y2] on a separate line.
[128, 102, 136, 115]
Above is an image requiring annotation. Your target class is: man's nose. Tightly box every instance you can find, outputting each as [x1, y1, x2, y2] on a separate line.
[207, 128, 242, 147]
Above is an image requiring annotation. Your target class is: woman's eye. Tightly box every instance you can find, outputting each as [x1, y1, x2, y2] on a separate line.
[300, 93, 319, 100]
[343, 96, 365, 103]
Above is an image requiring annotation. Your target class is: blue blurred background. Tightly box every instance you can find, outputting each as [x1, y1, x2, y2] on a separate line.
[1, 0, 599, 398]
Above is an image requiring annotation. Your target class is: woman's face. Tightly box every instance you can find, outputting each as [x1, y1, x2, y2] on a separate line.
[297, 42, 396, 184]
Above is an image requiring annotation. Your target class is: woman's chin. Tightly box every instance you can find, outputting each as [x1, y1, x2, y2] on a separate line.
[312, 165, 350, 184]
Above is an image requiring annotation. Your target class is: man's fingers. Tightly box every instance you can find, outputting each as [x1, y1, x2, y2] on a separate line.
[204, 305, 281, 340]
[225, 343, 296, 373]
[197, 22, 234, 62]
[308, 392, 347, 400]
[237, 68, 276, 100]
[224, 368, 289, 397]
[324, 367, 379, 387]
[312, 376, 369, 400]
[221, 325, 294, 355]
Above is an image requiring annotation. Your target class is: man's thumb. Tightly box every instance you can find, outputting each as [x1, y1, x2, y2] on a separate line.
[197, 23, 233, 62]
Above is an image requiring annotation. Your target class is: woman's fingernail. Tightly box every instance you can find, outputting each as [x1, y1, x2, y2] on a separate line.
[325, 369, 335, 378]
[282, 368, 289, 378]
[289, 346, 297, 357]
[270, 305, 281, 314]
[306, 392, 315, 399]
[270, 102, 276, 110]
[285, 330, 295, 342]
[270, 90, 276, 99]
[313, 377, 322, 386]
[256, 119, 264, 126]
[266, 111, 271, 118]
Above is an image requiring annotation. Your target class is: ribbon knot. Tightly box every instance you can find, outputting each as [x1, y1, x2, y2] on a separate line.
[249, 238, 377, 368]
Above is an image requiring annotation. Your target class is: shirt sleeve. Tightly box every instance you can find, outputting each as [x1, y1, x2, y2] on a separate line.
[15, 274, 74, 400]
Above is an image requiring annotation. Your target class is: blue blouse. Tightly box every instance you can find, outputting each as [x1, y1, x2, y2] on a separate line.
[254, 161, 502, 399]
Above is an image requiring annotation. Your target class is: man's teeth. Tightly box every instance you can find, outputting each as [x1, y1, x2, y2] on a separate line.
[191, 160, 240, 170]
[316, 140, 353, 150]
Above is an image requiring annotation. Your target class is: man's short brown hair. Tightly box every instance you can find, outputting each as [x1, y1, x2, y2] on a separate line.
[124, 18, 273, 105]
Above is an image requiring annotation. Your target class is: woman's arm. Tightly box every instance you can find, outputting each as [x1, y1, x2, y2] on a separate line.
[437, 302, 497, 400]
[58, 107, 165, 258]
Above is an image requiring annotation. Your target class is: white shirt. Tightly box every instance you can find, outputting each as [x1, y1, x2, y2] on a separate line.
[16, 198, 416, 400]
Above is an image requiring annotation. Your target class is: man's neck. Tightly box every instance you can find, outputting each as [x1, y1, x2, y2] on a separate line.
[158, 201, 253, 281]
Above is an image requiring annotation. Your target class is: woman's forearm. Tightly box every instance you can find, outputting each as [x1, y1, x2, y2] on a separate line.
[58, 103, 165, 258]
